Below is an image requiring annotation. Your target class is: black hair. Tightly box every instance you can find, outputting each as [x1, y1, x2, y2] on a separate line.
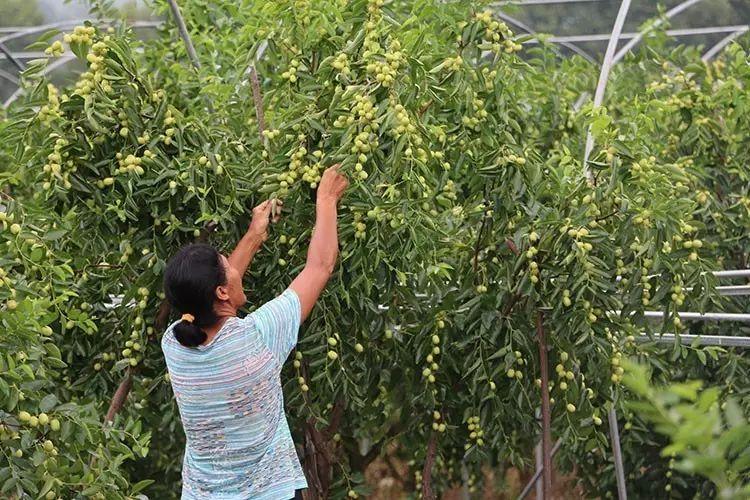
[163, 243, 226, 347]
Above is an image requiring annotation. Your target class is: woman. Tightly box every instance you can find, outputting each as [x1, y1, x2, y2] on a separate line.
[161, 165, 348, 499]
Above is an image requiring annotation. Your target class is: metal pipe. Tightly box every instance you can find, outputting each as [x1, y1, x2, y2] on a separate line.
[0, 51, 49, 59]
[499, 0, 603, 4]
[0, 67, 19, 85]
[617, 269, 750, 282]
[0, 42, 24, 71]
[612, 0, 707, 65]
[640, 311, 750, 322]
[2, 55, 77, 108]
[609, 405, 627, 500]
[684, 285, 750, 296]
[0, 21, 85, 45]
[166, 0, 201, 70]
[535, 442, 543, 499]
[460, 460, 470, 500]
[0, 20, 160, 46]
[0, 27, 30, 34]
[711, 269, 750, 279]
[526, 25, 748, 44]
[2, 21, 163, 109]
[637, 333, 750, 348]
[583, 0, 632, 178]
[702, 28, 749, 61]
[493, 11, 598, 64]
[517, 439, 563, 500]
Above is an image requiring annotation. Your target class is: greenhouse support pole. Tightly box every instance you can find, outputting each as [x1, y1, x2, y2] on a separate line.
[460, 460, 470, 500]
[493, 11, 597, 64]
[608, 405, 627, 500]
[166, 0, 201, 70]
[517, 439, 563, 500]
[3, 55, 76, 108]
[0, 68, 19, 85]
[703, 27, 749, 61]
[583, 0, 631, 179]
[612, 0, 707, 65]
[0, 42, 24, 71]
[536, 311, 553, 497]
[535, 441, 543, 499]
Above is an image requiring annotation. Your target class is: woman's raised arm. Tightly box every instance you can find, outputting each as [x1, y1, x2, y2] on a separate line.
[228, 199, 282, 276]
[290, 165, 348, 322]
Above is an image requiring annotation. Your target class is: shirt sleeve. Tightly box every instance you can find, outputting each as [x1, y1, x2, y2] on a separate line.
[248, 288, 301, 364]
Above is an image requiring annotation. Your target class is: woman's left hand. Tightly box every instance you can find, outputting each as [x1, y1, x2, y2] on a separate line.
[248, 198, 282, 240]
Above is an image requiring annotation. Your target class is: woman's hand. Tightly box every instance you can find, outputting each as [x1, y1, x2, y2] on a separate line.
[248, 198, 283, 241]
[316, 164, 348, 204]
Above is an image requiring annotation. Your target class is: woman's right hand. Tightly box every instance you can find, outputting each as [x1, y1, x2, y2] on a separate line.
[316, 164, 348, 204]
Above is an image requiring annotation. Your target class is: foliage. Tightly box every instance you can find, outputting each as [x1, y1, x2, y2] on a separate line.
[0, 0, 748, 498]
[0, 199, 152, 499]
[622, 360, 750, 499]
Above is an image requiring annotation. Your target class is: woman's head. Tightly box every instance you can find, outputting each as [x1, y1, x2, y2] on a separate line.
[163, 243, 246, 347]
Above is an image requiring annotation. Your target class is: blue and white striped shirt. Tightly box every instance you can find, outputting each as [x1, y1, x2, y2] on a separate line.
[161, 289, 308, 499]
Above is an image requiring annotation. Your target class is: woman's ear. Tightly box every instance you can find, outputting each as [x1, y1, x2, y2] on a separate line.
[215, 285, 230, 301]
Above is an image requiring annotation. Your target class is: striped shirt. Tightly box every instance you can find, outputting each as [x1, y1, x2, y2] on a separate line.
[161, 288, 308, 500]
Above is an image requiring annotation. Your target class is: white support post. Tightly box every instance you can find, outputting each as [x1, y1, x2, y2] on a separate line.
[0, 20, 160, 46]
[641, 311, 750, 322]
[608, 405, 627, 500]
[492, 11, 597, 64]
[702, 28, 749, 61]
[527, 25, 748, 44]
[582, 0, 632, 179]
[460, 460, 470, 500]
[611, 0, 707, 65]
[166, 0, 201, 70]
[3, 55, 77, 108]
[637, 333, 750, 348]
[534, 442, 543, 499]
[684, 285, 750, 296]
[498, 0, 603, 5]
[711, 269, 750, 279]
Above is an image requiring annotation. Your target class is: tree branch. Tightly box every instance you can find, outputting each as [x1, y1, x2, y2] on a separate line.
[249, 66, 266, 141]
[536, 310, 553, 496]
[505, 237, 519, 256]
[322, 398, 345, 439]
[104, 368, 133, 424]
[303, 419, 333, 499]
[473, 184, 496, 273]
[418, 99, 433, 117]
[303, 422, 324, 500]
[421, 431, 438, 500]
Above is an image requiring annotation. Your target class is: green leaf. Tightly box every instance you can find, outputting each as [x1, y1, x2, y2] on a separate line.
[39, 394, 58, 412]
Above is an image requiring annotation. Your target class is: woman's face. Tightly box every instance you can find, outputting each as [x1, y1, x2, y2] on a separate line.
[217, 254, 247, 309]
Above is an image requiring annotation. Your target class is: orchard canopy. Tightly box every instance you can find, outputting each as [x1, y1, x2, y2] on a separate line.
[0, 0, 748, 498]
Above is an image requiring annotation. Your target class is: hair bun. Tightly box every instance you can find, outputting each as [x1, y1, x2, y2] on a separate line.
[173, 321, 207, 347]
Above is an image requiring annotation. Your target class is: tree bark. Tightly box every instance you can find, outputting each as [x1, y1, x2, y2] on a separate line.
[302, 419, 333, 499]
[249, 66, 266, 140]
[421, 431, 438, 500]
[536, 311, 553, 498]
[104, 368, 133, 423]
